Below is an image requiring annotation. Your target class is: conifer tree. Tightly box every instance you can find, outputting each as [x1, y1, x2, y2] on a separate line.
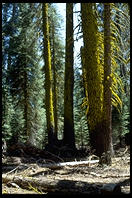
[81, 3, 104, 156]
[64, 3, 75, 149]
[49, 5, 58, 138]
[42, 3, 56, 145]
[102, 3, 113, 161]
[2, 3, 45, 147]
[81, 3, 126, 160]
[48, 4, 65, 141]
[74, 68, 89, 148]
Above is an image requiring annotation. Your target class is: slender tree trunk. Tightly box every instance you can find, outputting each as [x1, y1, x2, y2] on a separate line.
[23, 66, 28, 140]
[64, 3, 75, 149]
[23, 32, 29, 143]
[102, 3, 114, 159]
[52, 20, 58, 139]
[42, 3, 55, 145]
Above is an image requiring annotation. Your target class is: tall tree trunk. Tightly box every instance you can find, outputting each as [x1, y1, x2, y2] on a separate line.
[42, 3, 55, 145]
[64, 3, 75, 149]
[52, 20, 58, 139]
[81, 3, 104, 156]
[102, 3, 114, 160]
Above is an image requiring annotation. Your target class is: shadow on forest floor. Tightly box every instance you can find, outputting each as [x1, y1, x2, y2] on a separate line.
[2, 146, 130, 194]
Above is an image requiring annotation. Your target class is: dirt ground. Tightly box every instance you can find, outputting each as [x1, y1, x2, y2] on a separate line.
[2, 147, 130, 194]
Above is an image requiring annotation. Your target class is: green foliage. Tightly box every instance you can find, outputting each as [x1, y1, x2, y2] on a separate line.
[2, 3, 45, 147]
[2, 86, 15, 141]
[2, 3, 130, 150]
[74, 69, 89, 147]
[2, 3, 65, 148]
[111, 3, 130, 141]
[112, 92, 130, 142]
[110, 3, 130, 113]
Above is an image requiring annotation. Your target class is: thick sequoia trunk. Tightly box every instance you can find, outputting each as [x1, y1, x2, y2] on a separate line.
[89, 3, 114, 163]
[81, 4, 104, 156]
[81, 3, 114, 161]
[64, 3, 75, 149]
[89, 122, 114, 160]
[89, 4, 114, 161]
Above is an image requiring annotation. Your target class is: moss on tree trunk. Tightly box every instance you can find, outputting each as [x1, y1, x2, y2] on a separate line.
[81, 3, 114, 160]
[42, 3, 55, 145]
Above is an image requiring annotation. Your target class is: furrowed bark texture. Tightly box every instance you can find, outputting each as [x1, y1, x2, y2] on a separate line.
[64, 3, 75, 149]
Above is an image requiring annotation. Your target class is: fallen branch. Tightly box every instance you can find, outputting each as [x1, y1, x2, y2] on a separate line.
[5, 165, 20, 175]
[90, 172, 130, 178]
[39, 160, 99, 170]
[2, 164, 29, 173]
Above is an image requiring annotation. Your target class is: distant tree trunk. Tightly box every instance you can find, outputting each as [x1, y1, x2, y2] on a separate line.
[64, 3, 75, 149]
[42, 3, 56, 145]
[23, 65, 28, 138]
[6, 3, 19, 144]
[52, 19, 58, 139]
[7, 3, 16, 81]
[24, 68, 36, 146]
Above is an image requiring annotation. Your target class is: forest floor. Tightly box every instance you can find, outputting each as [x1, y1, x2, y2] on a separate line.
[2, 147, 130, 194]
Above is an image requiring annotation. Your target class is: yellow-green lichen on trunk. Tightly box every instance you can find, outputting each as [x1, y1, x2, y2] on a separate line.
[42, 3, 55, 144]
[81, 3, 104, 131]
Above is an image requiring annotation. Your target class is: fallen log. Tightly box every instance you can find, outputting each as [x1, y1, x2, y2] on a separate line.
[2, 174, 123, 194]
[38, 160, 99, 170]
[2, 174, 99, 194]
